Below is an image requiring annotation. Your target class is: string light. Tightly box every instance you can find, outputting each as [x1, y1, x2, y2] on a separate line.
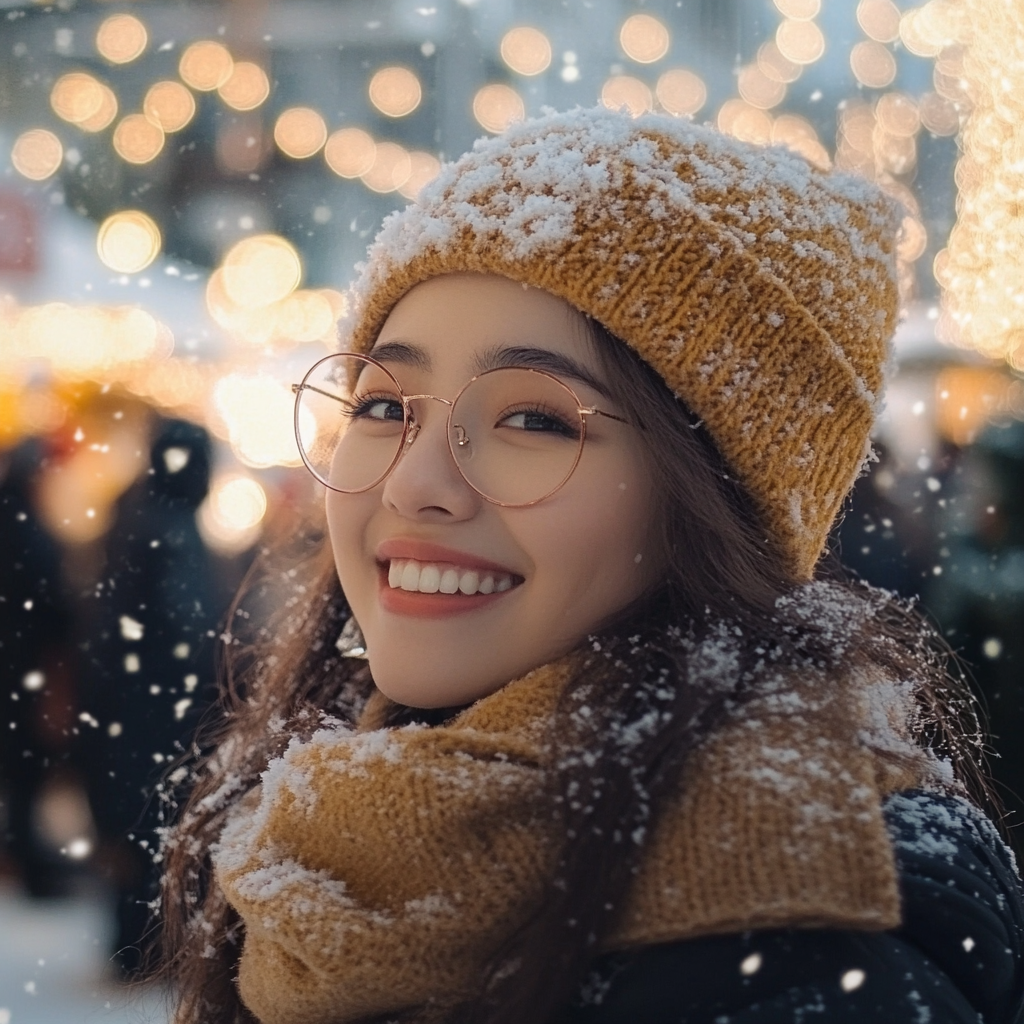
[325, 127, 377, 178]
[221, 234, 302, 310]
[11, 129, 63, 180]
[619, 14, 670, 64]
[143, 81, 196, 133]
[368, 67, 422, 117]
[218, 62, 270, 112]
[113, 114, 165, 164]
[274, 107, 327, 159]
[655, 69, 707, 117]
[96, 210, 162, 273]
[600, 76, 653, 118]
[96, 14, 147, 64]
[179, 41, 234, 91]
[473, 84, 526, 132]
[500, 27, 552, 75]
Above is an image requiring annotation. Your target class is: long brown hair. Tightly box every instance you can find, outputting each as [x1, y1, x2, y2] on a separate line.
[157, 322, 990, 1024]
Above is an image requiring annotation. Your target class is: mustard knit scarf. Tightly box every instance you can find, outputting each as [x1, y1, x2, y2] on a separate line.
[214, 654, 932, 1024]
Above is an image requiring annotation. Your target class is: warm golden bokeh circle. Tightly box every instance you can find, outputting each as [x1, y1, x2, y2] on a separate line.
[274, 107, 327, 159]
[51, 73, 105, 125]
[757, 40, 802, 84]
[600, 76, 653, 117]
[850, 40, 897, 88]
[218, 62, 270, 112]
[222, 235, 302, 309]
[875, 92, 920, 137]
[655, 69, 707, 117]
[738, 64, 787, 109]
[11, 129, 63, 181]
[775, 19, 826, 64]
[361, 142, 413, 194]
[472, 84, 526, 133]
[919, 91, 960, 136]
[619, 14, 670, 64]
[324, 128, 377, 178]
[113, 114, 165, 164]
[773, 0, 821, 19]
[368, 67, 423, 118]
[97, 210, 162, 274]
[399, 151, 442, 200]
[96, 14, 148, 64]
[718, 99, 773, 145]
[179, 41, 234, 91]
[500, 27, 552, 76]
[78, 84, 118, 132]
[144, 81, 196, 133]
[856, 0, 901, 43]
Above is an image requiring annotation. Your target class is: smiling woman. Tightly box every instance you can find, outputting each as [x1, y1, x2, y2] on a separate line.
[158, 108, 1024, 1024]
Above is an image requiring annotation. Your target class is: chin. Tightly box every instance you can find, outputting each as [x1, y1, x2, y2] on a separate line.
[368, 656, 500, 710]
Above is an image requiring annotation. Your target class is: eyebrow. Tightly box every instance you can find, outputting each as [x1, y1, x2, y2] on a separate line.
[369, 340, 612, 400]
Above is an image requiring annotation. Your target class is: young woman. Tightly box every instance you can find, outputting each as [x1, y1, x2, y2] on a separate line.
[160, 108, 1024, 1023]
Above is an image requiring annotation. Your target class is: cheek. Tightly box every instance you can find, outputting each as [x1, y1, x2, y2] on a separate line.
[520, 470, 657, 624]
[326, 492, 374, 600]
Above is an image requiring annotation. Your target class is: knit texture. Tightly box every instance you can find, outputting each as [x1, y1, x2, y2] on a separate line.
[339, 107, 903, 579]
[214, 654, 932, 1024]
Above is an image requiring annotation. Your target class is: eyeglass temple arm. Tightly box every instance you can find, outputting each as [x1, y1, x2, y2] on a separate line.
[292, 382, 349, 404]
[581, 406, 629, 425]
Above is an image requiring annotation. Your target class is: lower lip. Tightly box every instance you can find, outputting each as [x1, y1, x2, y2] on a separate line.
[377, 565, 518, 618]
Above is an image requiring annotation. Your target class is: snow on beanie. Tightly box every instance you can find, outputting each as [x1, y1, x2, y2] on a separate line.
[340, 106, 903, 580]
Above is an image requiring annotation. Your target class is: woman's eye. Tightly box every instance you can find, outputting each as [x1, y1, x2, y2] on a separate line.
[499, 410, 577, 437]
[350, 395, 404, 421]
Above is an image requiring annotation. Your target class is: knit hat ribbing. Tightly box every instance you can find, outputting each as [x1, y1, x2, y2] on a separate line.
[340, 107, 903, 579]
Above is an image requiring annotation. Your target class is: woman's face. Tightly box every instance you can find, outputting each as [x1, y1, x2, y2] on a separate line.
[327, 274, 662, 707]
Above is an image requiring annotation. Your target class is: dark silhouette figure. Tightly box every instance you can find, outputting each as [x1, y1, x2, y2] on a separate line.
[80, 418, 218, 975]
[0, 438, 77, 897]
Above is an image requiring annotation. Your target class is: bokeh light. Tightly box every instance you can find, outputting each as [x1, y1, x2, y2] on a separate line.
[919, 91, 960, 136]
[96, 210, 162, 274]
[655, 69, 707, 117]
[198, 474, 267, 556]
[368, 67, 422, 118]
[213, 373, 302, 468]
[274, 107, 327, 159]
[77, 84, 118, 132]
[619, 14, 670, 64]
[96, 14, 147, 64]
[399, 151, 442, 200]
[600, 76, 653, 117]
[850, 40, 898, 89]
[472, 84, 526, 133]
[324, 127, 377, 178]
[857, 0, 901, 43]
[875, 92, 920, 137]
[718, 99, 773, 145]
[217, 62, 270, 112]
[221, 234, 302, 310]
[143, 80, 196, 132]
[361, 142, 412, 194]
[179, 40, 234, 91]
[50, 73, 106, 126]
[773, 0, 821, 18]
[757, 40, 802, 83]
[113, 114, 165, 164]
[11, 129, 63, 180]
[772, 114, 831, 170]
[775, 19, 826, 64]
[738, 64, 786, 110]
[500, 27, 552, 76]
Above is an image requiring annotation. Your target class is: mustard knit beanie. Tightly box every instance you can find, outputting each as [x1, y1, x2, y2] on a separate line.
[340, 106, 903, 580]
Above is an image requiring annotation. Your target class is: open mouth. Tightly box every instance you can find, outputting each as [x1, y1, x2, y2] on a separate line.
[377, 557, 524, 617]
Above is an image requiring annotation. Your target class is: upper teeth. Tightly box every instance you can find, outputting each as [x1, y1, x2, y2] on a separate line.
[387, 559, 514, 596]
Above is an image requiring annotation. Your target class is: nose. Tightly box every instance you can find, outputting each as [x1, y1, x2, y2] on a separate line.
[380, 395, 480, 521]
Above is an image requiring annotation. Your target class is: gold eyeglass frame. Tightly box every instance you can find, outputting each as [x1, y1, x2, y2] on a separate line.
[292, 351, 628, 508]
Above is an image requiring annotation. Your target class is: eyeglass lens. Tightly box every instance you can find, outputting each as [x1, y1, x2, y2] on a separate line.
[295, 354, 586, 505]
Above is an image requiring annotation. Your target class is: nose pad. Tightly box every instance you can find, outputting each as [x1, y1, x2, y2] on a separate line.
[453, 424, 470, 448]
[405, 422, 421, 446]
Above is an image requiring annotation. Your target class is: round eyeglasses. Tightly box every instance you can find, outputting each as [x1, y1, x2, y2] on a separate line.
[292, 352, 628, 507]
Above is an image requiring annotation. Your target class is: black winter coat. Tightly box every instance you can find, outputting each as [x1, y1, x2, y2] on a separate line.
[560, 791, 1024, 1023]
